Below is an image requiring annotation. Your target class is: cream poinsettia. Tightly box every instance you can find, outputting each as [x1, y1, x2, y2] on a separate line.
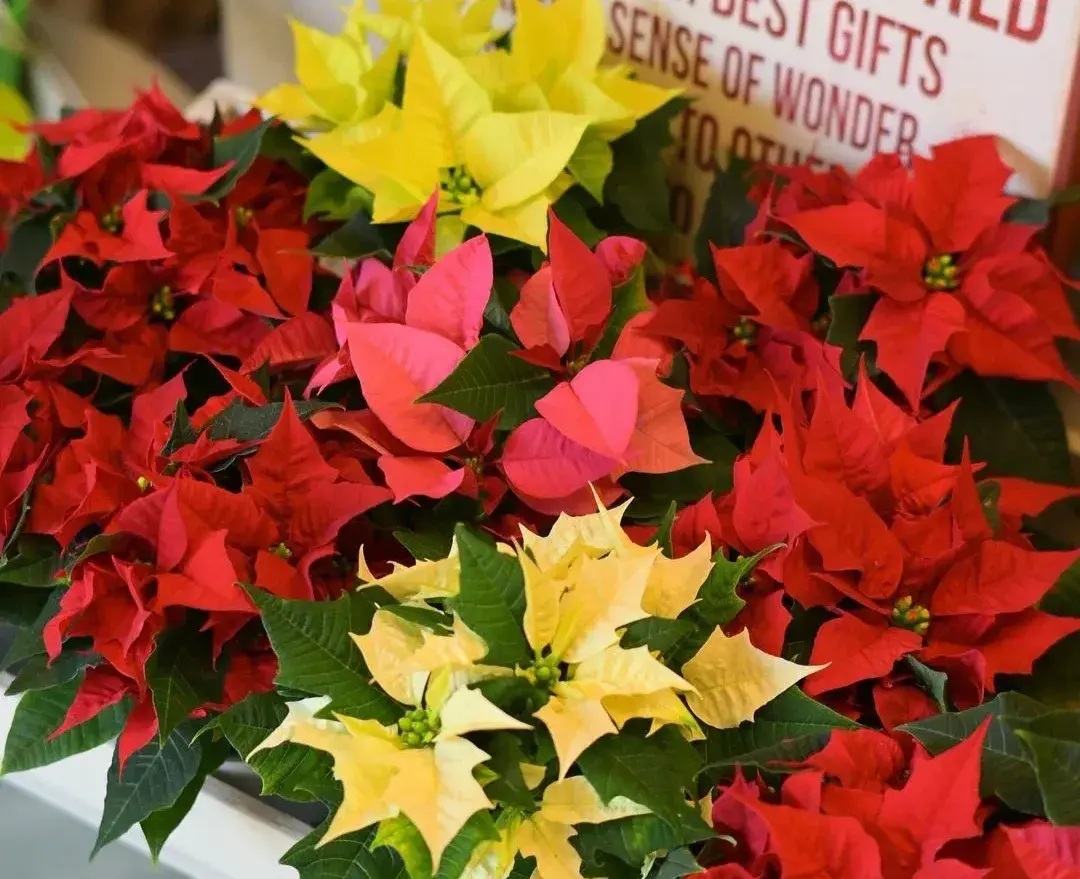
[464, 0, 678, 140]
[256, 15, 395, 131]
[462, 776, 651, 879]
[252, 614, 528, 869]
[357, 537, 461, 603]
[349, 0, 504, 57]
[303, 30, 588, 249]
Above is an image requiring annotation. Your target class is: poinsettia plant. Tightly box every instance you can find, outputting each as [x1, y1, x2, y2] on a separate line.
[0, 0, 1079, 876]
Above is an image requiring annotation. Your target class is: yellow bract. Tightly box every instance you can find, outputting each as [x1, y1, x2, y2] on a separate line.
[256, 16, 394, 130]
[357, 539, 461, 603]
[350, 0, 504, 58]
[465, 0, 679, 140]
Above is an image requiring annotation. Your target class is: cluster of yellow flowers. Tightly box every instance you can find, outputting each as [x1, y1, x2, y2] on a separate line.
[257, 0, 678, 249]
[255, 497, 821, 879]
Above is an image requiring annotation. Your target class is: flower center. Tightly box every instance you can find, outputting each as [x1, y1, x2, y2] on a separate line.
[136, 476, 153, 493]
[235, 205, 255, 226]
[891, 596, 930, 635]
[923, 254, 960, 291]
[270, 542, 293, 560]
[526, 653, 565, 691]
[398, 707, 441, 747]
[732, 317, 758, 346]
[151, 285, 176, 322]
[100, 205, 123, 235]
[439, 165, 481, 207]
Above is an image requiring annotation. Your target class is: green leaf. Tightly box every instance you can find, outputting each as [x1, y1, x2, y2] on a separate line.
[2, 675, 129, 774]
[207, 119, 273, 199]
[245, 588, 400, 721]
[575, 811, 713, 879]
[568, 129, 614, 203]
[653, 501, 677, 556]
[695, 544, 782, 629]
[701, 687, 858, 777]
[0, 582, 54, 627]
[140, 737, 230, 862]
[312, 211, 391, 259]
[605, 99, 687, 235]
[380, 603, 453, 633]
[978, 480, 1002, 536]
[552, 190, 604, 248]
[826, 293, 875, 376]
[0, 587, 63, 671]
[0, 534, 61, 586]
[217, 692, 334, 801]
[304, 169, 374, 221]
[372, 811, 498, 879]
[1042, 557, 1080, 618]
[593, 265, 650, 361]
[899, 691, 1049, 816]
[483, 278, 517, 336]
[0, 213, 53, 292]
[578, 725, 708, 831]
[453, 526, 530, 667]
[5, 647, 98, 695]
[161, 401, 198, 456]
[1013, 710, 1080, 824]
[145, 624, 225, 743]
[394, 528, 453, 562]
[1012, 631, 1080, 708]
[622, 430, 739, 507]
[905, 655, 949, 713]
[283, 823, 405, 879]
[419, 335, 554, 431]
[941, 374, 1072, 485]
[652, 848, 701, 879]
[621, 617, 696, 654]
[693, 154, 755, 277]
[483, 733, 535, 809]
[94, 725, 203, 857]
[204, 399, 338, 443]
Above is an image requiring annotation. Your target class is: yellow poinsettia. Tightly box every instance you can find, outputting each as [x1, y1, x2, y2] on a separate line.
[253, 657, 528, 868]
[463, 776, 650, 879]
[464, 0, 678, 140]
[357, 537, 461, 603]
[349, 0, 503, 57]
[257, 15, 395, 130]
[304, 30, 588, 249]
[0, 84, 30, 160]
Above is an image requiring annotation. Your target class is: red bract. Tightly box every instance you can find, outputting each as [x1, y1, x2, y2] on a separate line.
[679, 364, 1080, 722]
[644, 243, 843, 412]
[761, 137, 1080, 406]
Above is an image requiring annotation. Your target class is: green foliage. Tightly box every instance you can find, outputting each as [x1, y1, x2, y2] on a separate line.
[283, 823, 406, 879]
[146, 623, 225, 742]
[593, 265, 650, 361]
[204, 399, 338, 443]
[623, 430, 739, 511]
[5, 646, 98, 695]
[575, 811, 712, 879]
[826, 293, 875, 376]
[2, 675, 129, 774]
[420, 335, 554, 430]
[305, 169, 374, 221]
[245, 588, 401, 721]
[0, 212, 52, 292]
[0, 534, 61, 586]
[693, 154, 756, 277]
[568, 130, 614, 203]
[372, 812, 498, 879]
[161, 401, 198, 456]
[453, 526, 530, 667]
[695, 544, 782, 629]
[207, 120, 273, 199]
[312, 212, 392, 260]
[905, 656, 950, 713]
[1013, 710, 1080, 825]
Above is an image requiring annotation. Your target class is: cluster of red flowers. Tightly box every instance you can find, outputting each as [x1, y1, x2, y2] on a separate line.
[702, 724, 1080, 878]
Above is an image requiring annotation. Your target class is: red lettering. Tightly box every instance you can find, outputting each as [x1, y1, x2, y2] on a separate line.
[828, 1, 855, 64]
[766, 0, 788, 38]
[896, 113, 919, 164]
[694, 33, 713, 87]
[746, 52, 764, 104]
[874, 103, 896, 154]
[803, 78, 826, 131]
[672, 25, 694, 79]
[969, 0, 1000, 30]
[894, 21, 922, 87]
[921, 36, 947, 97]
[607, 0, 628, 55]
[772, 63, 805, 122]
[870, 15, 893, 76]
[670, 184, 694, 235]
[628, 7, 648, 63]
[1008, 0, 1047, 41]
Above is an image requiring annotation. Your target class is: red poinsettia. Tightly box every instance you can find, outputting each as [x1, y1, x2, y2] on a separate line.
[757, 137, 1080, 406]
[676, 364, 1080, 723]
[643, 242, 843, 412]
[699, 723, 1080, 879]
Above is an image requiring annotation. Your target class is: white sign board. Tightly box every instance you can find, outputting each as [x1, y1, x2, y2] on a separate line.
[601, 0, 1080, 235]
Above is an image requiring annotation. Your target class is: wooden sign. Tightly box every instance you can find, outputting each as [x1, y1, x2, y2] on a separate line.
[602, 0, 1080, 236]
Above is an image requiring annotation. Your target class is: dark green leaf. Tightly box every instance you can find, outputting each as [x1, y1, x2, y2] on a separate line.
[651, 848, 700, 879]
[259, 123, 323, 177]
[453, 526, 530, 667]
[826, 293, 875, 376]
[372, 812, 499, 879]
[575, 811, 713, 879]
[161, 401, 198, 456]
[1013, 710, 1080, 824]
[978, 480, 1002, 536]
[1005, 198, 1051, 227]
[145, 625, 225, 742]
[693, 154, 755, 277]
[64, 532, 130, 570]
[207, 120, 273, 199]
[483, 734, 535, 809]
[0, 213, 53, 292]
[0, 583, 54, 627]
[245, 588, 400, 721]
[605, 99, 688, 235]
[1011, 631, 1080, 708]
[701, 687, 858, 777]
[483, 278, 517, 336]
[552, 190, 605, 248]
[140, 737, 230, 861]
[2, 675, 129, 774]
[311, 212, 390, 260]
[283, 823, 405, 879]
[905, 655, 949, 713]
[621, 618, 696, 654]
[0, 587, 63, 670]
[5, 647, 98, 695]
[419, 334, 554, 431]
[899, 691, 1049, 816]
[622, 430, 739, 506]
[1042, 557, 1080, 618]
[394, 528, 453, 562]
[93, 725, 203, 856]
[941, 374, 1071, 485]
[593, 265, 650, 361]
[695, 544, 782, 629]
[578, 725, 707, 831]
[653, 501, 677, 556]
[204, 399, 338, 443]
[568, 130, 614, 203]
[304, 170, 374, 221]
[217, 692, 334, 801]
